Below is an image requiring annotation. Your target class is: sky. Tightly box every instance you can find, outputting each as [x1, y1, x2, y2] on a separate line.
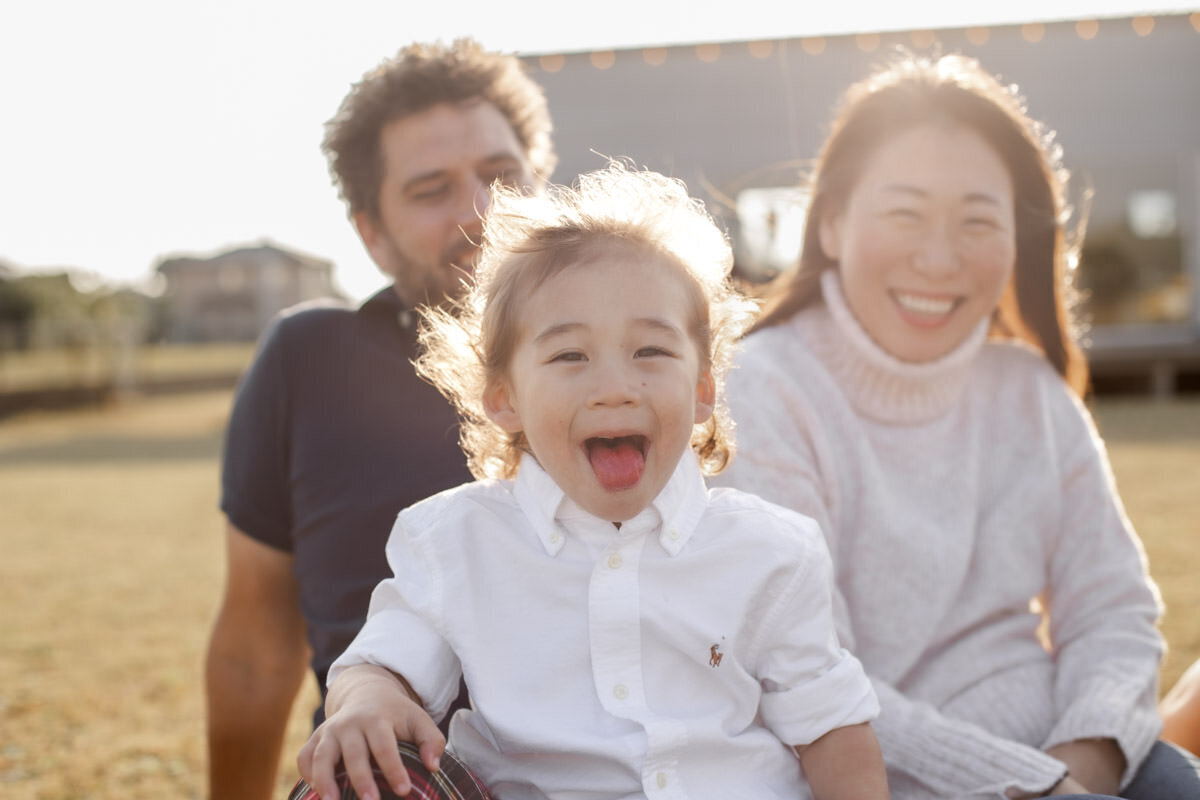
[2, 0, 1197, 301]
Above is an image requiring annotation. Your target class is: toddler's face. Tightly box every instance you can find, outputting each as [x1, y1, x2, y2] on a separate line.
[484, 242, 714, 523]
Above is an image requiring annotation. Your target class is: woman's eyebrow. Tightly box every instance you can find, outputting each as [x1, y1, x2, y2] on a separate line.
[882, 183, 1005, 206]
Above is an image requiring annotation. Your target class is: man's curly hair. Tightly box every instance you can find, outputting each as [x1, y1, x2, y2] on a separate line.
[323, 37, 556, 220]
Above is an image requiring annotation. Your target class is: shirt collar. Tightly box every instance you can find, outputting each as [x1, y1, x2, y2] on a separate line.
[512, 451, 709, 558]
[359, 285, 418, 330]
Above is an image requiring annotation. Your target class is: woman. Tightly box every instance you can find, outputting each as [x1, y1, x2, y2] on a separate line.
[717, 53, 1200, 799]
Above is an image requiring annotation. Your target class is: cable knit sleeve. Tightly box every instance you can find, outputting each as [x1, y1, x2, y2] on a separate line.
[1040, 382, 1165, 786]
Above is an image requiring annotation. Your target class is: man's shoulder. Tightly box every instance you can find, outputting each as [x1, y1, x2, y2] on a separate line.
[273, 296, 358, 328]
[256, 296, 377, 357]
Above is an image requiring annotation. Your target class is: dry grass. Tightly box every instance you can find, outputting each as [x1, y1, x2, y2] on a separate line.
[0, 390, 1196, 798]
[0, 390, 318, 799]
[0, 344, 256, 391]
[1090, 397, 1200, 691]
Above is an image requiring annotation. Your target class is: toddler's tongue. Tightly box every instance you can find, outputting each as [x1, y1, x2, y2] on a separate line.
[587, 437, 646, 491]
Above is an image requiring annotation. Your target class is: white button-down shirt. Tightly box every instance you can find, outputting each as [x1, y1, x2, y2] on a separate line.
[331, 453, 878, 799]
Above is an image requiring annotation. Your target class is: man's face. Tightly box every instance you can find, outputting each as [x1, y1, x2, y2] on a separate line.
[355, 100, 536, 308]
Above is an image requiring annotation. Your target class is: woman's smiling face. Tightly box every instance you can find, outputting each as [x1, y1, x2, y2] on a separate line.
[819, 122, 1017, 363]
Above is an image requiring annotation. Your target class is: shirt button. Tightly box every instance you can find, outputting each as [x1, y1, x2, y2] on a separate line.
[607, 553, 623, 569]
[549, 532, 562, 544]
[656, 772, 668, 788]
[668, 527, 679, 540]
[613, 683, 629, 700]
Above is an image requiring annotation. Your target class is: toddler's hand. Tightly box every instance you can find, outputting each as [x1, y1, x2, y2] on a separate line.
[297, 665, 445, 800]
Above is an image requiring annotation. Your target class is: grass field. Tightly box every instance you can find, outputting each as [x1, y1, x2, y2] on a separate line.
[0, 389, 1196, 798]
[0, 344, 257, 392]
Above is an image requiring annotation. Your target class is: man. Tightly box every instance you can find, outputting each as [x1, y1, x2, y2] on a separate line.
[204, 38, 556, 800]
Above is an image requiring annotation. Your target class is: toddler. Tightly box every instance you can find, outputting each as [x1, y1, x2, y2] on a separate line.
[297, 163, 888, 800]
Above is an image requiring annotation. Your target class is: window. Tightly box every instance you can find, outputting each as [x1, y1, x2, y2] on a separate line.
[733, 187, 808, 283]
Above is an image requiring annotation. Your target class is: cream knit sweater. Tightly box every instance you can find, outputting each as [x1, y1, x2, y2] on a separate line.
[716, 272, 1165, 799]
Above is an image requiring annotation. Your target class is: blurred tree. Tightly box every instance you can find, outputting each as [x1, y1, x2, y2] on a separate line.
[0, 278, 36, 351]
[1078, 225, 1185, 325]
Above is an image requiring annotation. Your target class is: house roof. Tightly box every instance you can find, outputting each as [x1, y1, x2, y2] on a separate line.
[156, 241, 332, 274]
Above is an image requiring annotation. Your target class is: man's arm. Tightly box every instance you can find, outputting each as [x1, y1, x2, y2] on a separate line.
[205, 523, 310, 800]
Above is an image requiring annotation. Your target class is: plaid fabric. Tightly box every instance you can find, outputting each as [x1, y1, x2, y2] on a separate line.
[289, 741, 491, 800]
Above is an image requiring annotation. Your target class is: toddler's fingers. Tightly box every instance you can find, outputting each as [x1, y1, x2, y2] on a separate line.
[333, 730, 384, 800]
[298, 729, 344, 800]
[296, 734, 316, 781]
[364, 728, 414, 798]
[408, 714, 447, 774]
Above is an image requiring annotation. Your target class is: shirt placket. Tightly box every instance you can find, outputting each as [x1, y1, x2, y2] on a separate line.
[588, 527, 687, 799]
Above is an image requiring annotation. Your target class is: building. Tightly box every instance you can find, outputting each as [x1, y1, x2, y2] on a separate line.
[156, 241, 342, 343]
[522, 11, 1200, 393]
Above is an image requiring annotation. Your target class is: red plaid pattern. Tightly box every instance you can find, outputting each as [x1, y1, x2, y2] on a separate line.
[289, 741, 491, 800]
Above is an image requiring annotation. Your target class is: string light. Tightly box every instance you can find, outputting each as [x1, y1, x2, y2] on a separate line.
[748, 40, 774, 59]
[643, 47, 668, 66]
[542, 11, 1183, 73]
[538, 54, 565, 73]
[800, 37, 826, 55]
[855, 32, 881, 52]
[589, 50, 616, 69]
[966, 27, 990, 45]
[909, 30, 936, 48]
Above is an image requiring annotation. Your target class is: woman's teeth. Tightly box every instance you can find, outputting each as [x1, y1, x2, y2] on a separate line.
[895, 292, 955, 315]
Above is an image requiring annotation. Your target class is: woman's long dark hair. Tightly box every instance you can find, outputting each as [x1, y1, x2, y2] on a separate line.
[754, 52, 1089, 397]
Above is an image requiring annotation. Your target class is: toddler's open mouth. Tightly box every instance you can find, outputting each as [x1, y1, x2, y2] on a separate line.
[586, 435, 647, 491]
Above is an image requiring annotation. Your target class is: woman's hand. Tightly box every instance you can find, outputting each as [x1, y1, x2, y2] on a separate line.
[1007, 772, 1087, 798]
[1045, 738, 1125, 796]
[1006, 737, 1124, 798]
[297, 664, 445, 800]
[1044, 774, 1090, 796]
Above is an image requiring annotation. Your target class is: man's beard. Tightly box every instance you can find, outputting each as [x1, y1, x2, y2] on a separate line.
[391, 238, 479, 310]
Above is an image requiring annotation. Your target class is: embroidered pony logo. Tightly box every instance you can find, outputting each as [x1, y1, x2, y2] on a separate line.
[709, 643, 723, 668]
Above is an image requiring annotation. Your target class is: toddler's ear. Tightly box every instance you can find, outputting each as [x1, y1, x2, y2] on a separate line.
[483, 380, 523, 433]
[693, 369, 716, 424]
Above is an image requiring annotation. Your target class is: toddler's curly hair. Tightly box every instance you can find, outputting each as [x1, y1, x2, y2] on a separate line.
[416, 162, 759, 480]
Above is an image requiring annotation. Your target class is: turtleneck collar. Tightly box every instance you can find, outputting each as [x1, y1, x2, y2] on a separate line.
[794, 270, 988, 424]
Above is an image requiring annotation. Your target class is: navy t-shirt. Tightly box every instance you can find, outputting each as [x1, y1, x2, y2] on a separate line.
[220, 286, 473, 710]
